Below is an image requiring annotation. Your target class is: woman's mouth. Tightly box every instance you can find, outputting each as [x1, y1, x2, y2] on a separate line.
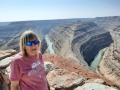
[32, 48, 36, 51]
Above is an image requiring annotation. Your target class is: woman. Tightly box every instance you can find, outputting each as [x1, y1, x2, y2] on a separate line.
[10, 30, 49, 90]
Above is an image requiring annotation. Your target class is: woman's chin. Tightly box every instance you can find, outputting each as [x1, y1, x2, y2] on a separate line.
[29, 52, 37, 56]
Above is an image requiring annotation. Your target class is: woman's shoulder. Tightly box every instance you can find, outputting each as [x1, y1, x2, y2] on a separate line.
[12, 52, 23, 61]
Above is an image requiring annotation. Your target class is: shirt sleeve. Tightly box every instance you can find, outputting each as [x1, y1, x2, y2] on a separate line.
[9, 59, 21, 81]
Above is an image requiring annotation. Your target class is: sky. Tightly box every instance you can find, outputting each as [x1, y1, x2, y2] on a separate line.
[0, 0, 120, 22]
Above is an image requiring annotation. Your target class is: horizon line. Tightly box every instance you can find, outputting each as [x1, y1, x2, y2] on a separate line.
[0, 15, 120, 22]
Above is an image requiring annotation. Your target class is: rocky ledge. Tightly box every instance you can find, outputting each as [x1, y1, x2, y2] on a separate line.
[0, 50, 118, 90]
[0, 49, 17, 90]
[43, 53, 117, 90]
[0, 49, 16, 60]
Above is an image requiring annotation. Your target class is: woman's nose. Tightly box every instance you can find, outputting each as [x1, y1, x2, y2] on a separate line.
[31, 43, 36, 46]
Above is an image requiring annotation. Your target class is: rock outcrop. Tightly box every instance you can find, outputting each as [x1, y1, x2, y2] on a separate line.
[47, 69, 85, 90]
[0, 49, 17, 90]
[94, 16, 120, 87]
[0, 50, 118, 90]
[75, 83, 117, 90]
[0, 49, 16, 60]
[43, 53, 117, 90]
[99, 42, 120, 86]
[48, 21, 113, 66]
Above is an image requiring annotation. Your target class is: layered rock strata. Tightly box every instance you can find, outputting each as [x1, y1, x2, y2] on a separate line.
[0, 49, 17, 90]
[94, 16, 120, 87]
[94, 16, 120, 31]
[48, 21, 113, 66]
[98, 30, 120, 86]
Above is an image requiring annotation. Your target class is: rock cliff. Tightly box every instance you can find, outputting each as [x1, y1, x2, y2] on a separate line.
[48, 21, 113, 66]
[0, 22, 47, 53]
[0, 19, 83, 53]
[0, 49, 17, 90]
[94, 16, 120, 87]
[94, 16, 120, 31]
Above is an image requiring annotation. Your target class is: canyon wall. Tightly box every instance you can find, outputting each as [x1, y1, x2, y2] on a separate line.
[94, 16, 120, 86]
[48, 21, 113, 66]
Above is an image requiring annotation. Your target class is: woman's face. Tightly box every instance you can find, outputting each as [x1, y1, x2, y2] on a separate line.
[24, 39, 40, 56]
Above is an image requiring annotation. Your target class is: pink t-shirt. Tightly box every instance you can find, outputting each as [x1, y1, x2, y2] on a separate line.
[10, 53, 48, 90]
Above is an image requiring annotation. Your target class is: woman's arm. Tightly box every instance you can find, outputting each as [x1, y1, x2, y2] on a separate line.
[11, 81, 19, 90]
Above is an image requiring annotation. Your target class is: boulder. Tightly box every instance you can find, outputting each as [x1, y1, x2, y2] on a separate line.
[75, 83, 117, 90]
[44, 61, 58, 75]
[47, 69, 85, 90]
[0, 49, 16, 60]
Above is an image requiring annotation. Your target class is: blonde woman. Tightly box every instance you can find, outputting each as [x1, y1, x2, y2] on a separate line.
[10, 30, 49, 90]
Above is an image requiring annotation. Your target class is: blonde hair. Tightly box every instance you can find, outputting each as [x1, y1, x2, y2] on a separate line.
[20, 30, 41, 57]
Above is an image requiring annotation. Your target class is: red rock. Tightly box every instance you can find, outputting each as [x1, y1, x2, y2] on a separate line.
[43, 53, 116, 87]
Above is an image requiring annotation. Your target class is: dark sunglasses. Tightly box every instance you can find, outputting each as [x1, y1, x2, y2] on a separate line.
[25, 40, 39, 46]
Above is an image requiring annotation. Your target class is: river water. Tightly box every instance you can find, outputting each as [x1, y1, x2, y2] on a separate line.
[45, 35, 55, 54]
[90, 48, 106, 71]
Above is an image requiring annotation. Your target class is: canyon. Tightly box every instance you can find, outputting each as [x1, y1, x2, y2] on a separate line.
[0, 16, 120, 89]
[48, 21, 113, 67]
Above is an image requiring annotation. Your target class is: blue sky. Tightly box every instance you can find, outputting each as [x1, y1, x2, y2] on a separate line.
[0, 0, 120, 22]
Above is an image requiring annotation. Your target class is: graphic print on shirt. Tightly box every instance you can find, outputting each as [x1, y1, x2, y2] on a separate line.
[28, 60, 44, 78]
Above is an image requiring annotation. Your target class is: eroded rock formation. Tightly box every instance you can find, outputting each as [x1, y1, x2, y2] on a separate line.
[0, 49, 17, 90]
[94, 16, 120, 87]
[43, 53, 117, 90]
[48, 21, 113, 66]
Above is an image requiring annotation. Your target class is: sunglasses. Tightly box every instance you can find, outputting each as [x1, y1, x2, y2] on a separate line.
[25, 40, 39, 46]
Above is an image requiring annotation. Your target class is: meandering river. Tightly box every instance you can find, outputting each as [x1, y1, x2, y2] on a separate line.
[90, 48, 106, 71]
[45, 35, 55, 54]
[45, 34, 106, 71]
